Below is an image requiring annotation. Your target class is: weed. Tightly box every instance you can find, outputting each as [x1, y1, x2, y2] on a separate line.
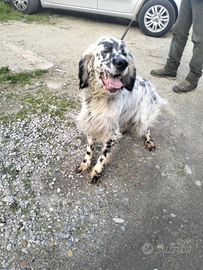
[0, 66, 9, 74]
[177, 163, 186, 176]
[62, 147, 69, 152]
[75, 136, 83, 140]
[10, 201, 19, 213]
[21, 178, 31, 189]
[66, 122, 76, 128]
[22, 207, 29, 215]
[0, 113, 12, 123]
[1, 166, 19, 180]
[0, 68, 48, 84]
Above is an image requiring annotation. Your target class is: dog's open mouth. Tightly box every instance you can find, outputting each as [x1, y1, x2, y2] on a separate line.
[101, 73, 122, 93]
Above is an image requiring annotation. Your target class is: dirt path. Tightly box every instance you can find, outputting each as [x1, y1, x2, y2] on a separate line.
[1, 12, 203, 270]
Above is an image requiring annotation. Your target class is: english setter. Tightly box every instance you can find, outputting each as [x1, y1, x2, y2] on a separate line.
[76, 37, 172, 183]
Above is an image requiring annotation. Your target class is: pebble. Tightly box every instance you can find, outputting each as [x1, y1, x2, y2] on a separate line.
[195, 181, 201, 187]
[120, 226, 125, 232]
[65, 241, 73, 249]
[2, 263, 9, 268]
[113, 218, 125, 223]
[7, 244, 12, 251]
[185, 165, 192, 174]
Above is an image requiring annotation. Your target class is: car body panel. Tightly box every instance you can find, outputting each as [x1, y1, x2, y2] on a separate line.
[97, 0, 139, 13]
[42, 0, 97, 9]
[40, 0, 181, 20]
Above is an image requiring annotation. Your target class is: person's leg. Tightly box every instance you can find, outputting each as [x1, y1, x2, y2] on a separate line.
[150, 0, 192, 79]
[186, 0, 203, 85]
[173, 0, 203, 93]
[165, 0, 192, 72]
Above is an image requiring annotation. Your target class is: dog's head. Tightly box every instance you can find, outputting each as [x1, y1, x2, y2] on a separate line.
[79, 37, 136, 94]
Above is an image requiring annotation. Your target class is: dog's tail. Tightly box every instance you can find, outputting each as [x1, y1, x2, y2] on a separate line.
[159, 97, 176, 117]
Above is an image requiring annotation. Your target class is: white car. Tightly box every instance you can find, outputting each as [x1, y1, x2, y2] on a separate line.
[7, 0, 181, 37]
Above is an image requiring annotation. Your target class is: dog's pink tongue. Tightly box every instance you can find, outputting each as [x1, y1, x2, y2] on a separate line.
[107, 76, 122, 89]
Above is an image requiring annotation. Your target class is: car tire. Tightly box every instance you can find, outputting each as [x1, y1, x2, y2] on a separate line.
[10, 0, 39, 15]
[138, 0, 176, 37]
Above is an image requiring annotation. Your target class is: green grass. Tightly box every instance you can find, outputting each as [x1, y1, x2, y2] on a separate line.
[0, 66, 9, 74]
[21, 178, 31, 189]
[10, 201, 19, 213]
[0, 65, 80, 123]
[1, 166, 19, 180]
[0, 67, 48, 84]
[0, 0, 51, 23]
[0, 113, 10, 122]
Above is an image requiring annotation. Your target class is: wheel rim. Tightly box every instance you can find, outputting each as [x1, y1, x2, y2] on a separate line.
[144, 5, 170, 33]
[13, 0, 28, 11]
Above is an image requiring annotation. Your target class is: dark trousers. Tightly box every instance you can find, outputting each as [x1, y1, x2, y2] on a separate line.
[165, 0, 203, 85]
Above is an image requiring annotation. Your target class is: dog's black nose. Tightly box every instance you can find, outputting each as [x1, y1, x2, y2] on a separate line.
[115, 57, 128, 71]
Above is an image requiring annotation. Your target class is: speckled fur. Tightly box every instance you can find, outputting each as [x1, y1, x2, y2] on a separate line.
[76, 37, 172, 183]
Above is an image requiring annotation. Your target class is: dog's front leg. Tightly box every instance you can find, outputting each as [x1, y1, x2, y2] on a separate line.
[144, 129, 155, 151]
[90, 138, 116, 184]
[76, 135, 96, 173]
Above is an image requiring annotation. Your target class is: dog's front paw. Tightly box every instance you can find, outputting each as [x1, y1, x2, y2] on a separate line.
[76, 162, 89, 174]
[144, 139, 155, 151]
[144, 130, 155, 151]
[90, 169, 102, 184]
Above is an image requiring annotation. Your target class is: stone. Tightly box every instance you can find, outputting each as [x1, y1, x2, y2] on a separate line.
[113, 218, 125, 223]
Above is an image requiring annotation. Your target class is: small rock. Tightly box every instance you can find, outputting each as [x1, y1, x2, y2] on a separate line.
[195, 181, 201, 187]
[89, 214, 94, 220]
[157, 244, 164, 250]
[4, 162, 12, 168]
[7, 243, 12, 251]
[2, 263, 9, 268]
[113, 218, 125, 224]
[65, 241, 73, 249]
[185, 165, 192, 174]
[155, 165, 160, 169]
[120, 226, 125, 232]
[47, 82, 62, 90]
[67, 248, 72, 257]
[75, 237, 80, 242]
[58, 233, 66, 239]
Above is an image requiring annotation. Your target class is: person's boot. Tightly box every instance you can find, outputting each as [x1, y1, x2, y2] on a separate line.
[173, 80, 197, 93]
[150, 67, 177, 80]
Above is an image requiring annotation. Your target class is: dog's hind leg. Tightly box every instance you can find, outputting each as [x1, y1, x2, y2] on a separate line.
[76, 135, 96, 173]
[90, 138, 116, 184]
[144, 129, 155, 151]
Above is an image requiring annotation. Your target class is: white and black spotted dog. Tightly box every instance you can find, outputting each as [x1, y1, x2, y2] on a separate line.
[76, 37, 172, 183]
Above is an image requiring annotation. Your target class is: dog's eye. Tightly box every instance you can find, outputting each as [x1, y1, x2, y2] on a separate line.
[122, 50, 127, 57]
[102, 50, 109, 54]
[101, 50, 110, 59]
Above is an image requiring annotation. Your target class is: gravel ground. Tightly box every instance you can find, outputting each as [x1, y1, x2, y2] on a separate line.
[0, 75, 148, 269]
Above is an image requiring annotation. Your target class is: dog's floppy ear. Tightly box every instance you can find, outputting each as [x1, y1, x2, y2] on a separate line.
[121, 52, 136, 91]
[79, 46, 95, 89]
[79, 57, 89, 89]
